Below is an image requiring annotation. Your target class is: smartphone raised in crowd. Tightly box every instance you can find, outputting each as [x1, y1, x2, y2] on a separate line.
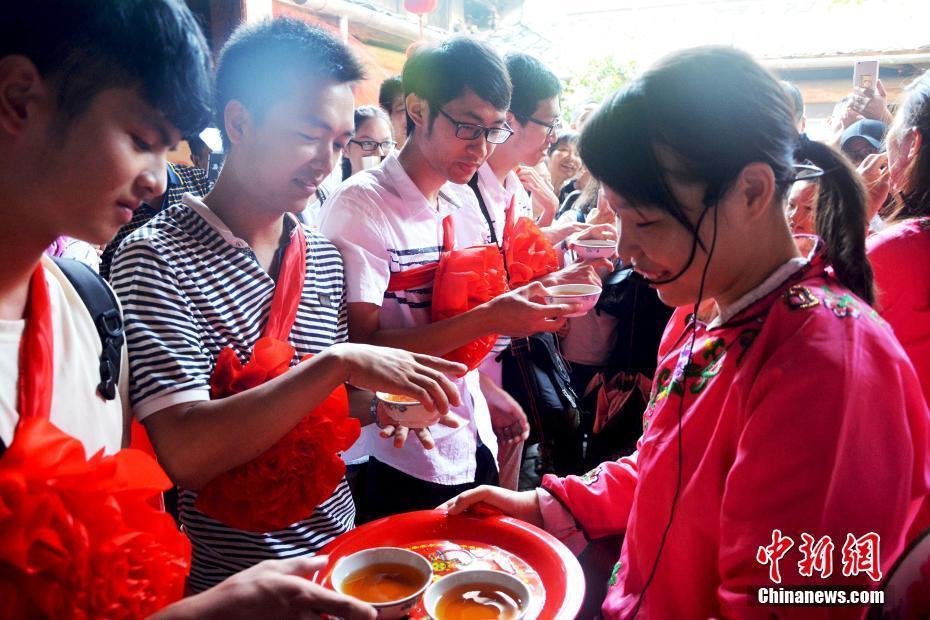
[853, 59, 879, 91]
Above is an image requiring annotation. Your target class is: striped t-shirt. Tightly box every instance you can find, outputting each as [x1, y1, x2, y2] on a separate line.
[110, 194, 353, 592]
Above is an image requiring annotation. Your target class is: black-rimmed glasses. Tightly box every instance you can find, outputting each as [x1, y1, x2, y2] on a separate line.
[349, 139, 396, 152]
[521, 114, 562, 138]
[437, 108, 513, 144]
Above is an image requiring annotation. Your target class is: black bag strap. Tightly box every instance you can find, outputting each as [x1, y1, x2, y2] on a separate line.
[467, 173, 499, 245]
[52, 258, 123, 400]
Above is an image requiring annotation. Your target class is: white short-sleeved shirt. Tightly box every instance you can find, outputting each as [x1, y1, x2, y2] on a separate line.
[319, 153, 497, 485]
[110, 195, 354, 592]
[473, 162, 534, 245]
[0, 255, 126, 456]
[471, 162, 536, 370]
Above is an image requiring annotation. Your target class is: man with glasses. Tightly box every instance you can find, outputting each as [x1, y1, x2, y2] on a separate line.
[320, 37, 577, 520]
[467, 53, 613, 489]
[473, 53, 564, 229]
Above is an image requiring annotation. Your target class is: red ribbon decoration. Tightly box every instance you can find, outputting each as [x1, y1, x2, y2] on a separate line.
[3, 262, 189, 616]
[502, 195, 560, 287]
[387, 216, 508, 372]
[195, 221, 360, 532]
[262, 221, 306, 341]
[430, 217, 508, 371]
[0, 417, 190, 618]
[17, 263, 54, 421]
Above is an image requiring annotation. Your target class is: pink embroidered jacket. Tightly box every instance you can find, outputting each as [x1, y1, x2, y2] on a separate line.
[868, 217, 930, 406]
[542, 257, 930, 619]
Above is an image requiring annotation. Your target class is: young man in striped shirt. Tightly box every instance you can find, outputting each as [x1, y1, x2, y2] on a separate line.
[110, 19, 463, 591]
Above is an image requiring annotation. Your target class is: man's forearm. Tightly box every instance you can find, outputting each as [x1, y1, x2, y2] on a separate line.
[143, 350, 348, 490]
[360, 303, 496, 355]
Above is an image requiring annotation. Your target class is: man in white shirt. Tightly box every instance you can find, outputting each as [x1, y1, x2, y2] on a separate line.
[469, 52, 615, 489]
[320, 37, 579, 519]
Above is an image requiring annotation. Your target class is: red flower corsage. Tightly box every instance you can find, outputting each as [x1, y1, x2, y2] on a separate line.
[195, 338, 360, 532]
[504, 216, 559, 288]
[431, 245, 509, 371]
[0, 417, 189, 619]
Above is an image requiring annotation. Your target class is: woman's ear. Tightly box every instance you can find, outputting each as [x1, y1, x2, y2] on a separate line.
[738, 162, 777, 221]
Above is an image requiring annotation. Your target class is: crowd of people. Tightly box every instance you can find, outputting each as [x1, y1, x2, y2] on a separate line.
[2, 1, 930, 618]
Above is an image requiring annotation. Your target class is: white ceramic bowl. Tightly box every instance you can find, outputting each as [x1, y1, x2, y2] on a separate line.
[545, 283, 602, 317]
[331, 547, 433, 619]
[423, 569, 532, 620]
[573, 239, 616, 261]
[375, 392, 441, 428]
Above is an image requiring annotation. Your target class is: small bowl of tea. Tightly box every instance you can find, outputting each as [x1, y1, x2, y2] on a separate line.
[544, 283, 602, 317]
[332, 547, 433, 619]
[573, 238, 616, 261]
[375, 392, 440, 428]
[423, 569, 531, 620]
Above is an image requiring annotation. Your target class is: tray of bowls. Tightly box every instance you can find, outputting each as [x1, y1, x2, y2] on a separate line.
[311, 509, 585, 619]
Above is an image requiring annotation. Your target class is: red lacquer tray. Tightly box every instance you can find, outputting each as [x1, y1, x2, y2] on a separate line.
[312, 510, 585, 619]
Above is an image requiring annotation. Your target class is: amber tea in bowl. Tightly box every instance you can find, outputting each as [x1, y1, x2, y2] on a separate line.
[332, 547, 433, 619]
[375, 392, 440, 428]
[423, 569, 531, 620]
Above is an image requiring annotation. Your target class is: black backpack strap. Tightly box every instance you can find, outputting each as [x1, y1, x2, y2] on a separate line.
[52, 258, 123, 400]
[467, 173, 499, 245]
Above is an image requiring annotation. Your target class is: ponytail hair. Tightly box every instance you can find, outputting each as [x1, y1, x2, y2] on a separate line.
[796, 136, 875, 304]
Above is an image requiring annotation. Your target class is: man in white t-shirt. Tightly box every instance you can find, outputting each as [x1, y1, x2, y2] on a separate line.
[320, 37, 579, 519]
[0, 3, 384, 618]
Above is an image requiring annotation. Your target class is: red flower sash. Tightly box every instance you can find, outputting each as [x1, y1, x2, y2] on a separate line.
[502, 196, 559, 287]
[195, 221, 360, 532]
[0, 418, 190, 618]
[386, 216, 509, 372]
[2, 263, 191, 617]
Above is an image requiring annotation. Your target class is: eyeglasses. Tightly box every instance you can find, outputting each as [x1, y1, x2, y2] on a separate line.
[437, 108, 513, 144]
[349, 139, 396, 152]
[521, 114, 563, 138]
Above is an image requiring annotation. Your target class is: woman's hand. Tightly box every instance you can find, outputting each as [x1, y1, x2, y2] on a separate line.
[439, 486, 544, 527]
[541, 221, 587, 246]
[517, 165, 559, 226]
[853, 79, 893, 124]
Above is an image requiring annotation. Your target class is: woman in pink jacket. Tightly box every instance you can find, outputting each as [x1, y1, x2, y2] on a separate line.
[443, 47, 930, 619]
[867, 71, 930, 406]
